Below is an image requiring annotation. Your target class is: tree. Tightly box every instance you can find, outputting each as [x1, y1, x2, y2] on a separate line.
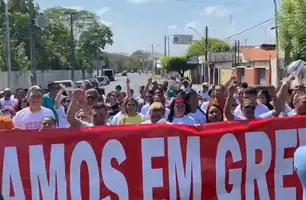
[130, 50, 151, 69]
[78, 23, 113, 63]
[106, 53, 131, 71]
[186, 38, 231, 56]
[161, 56, 197, 77]
[279, 0, 306, 62]
[279, 0, 294, 64]
[0, 1, 114, 72]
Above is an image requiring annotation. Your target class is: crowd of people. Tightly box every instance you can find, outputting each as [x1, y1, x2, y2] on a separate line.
[1, 71, 306, 196]
[0, 70, 304, 131]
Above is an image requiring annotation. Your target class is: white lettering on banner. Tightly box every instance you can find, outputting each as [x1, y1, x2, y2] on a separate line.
[275, 129, 297, 200]
[141, 138, 165, 200]
[216, 133, 242, 200]
[1, 147, 25, 200]
[168, 136, 201, 199]
[29, 144, 67, 200]
[245, 132, 271, 200]
[101, 140, 128, 200]
[70, 141, 100, 200]
[298, 128, 306, 146]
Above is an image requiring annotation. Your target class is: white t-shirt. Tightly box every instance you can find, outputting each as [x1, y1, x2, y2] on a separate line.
[55, 106, 70, 128]
[144, 108, 170, 120]
[188, 108, 206, 124]
[279, 104, 293, 117]
[142, 119, 170, 124]
[0, 97, 18, 107]
[234, 103, 270, 118]
[80, 120, 94, 127]
[13, 107, 55, 130]
[140, 103, 150, 116]
[172, 115, 196, 125]
[200, 102, 210, 113]
[79, 121, 109, 127]
[233, 110, 274, 120]
[198, 90, 210, 101]
[111, 111, 123, 125]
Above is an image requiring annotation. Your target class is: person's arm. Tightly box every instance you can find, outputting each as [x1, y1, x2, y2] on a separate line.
[67, 89, 84, 128]
[142, 78, 152, 98]
[225, 69, 238, 88]
[268, 86, 282, 117]
[55, 85, 65, 109]
[224, 84, 236, 121]
[277, 76, 294, 101]
[126, 78, 132, 98]
[223, 70, 237, 96]
[12, 112, 21, 129]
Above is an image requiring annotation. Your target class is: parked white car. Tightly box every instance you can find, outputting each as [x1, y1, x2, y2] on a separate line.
[53, 80, 74, 95]
[96, 76, 109, 86]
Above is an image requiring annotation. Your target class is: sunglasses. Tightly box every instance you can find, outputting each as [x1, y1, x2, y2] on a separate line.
[151, 114, 163, 119]
[243, 105, 255, 110]
[86, 96, 97, 101]
[30, 95, 42, 99]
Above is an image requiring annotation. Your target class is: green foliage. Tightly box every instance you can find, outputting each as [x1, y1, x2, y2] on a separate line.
[78, 22, 113, 68]
[106, 50, 152, 72]
[129, 50, 151, 69]
[186, 38, 231, 56]
[0, 2, 114, 71]
[279, 0, 306, 62]
[161, 56, 197, 77]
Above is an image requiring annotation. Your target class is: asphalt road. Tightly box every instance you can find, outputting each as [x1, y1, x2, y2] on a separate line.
[103, 72, 159, 95]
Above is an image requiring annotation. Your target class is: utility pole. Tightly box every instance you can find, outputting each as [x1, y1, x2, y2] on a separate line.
[4, 0, 11, 88]
[164, 35, 167, 56]
[233, 41, 237, 68]
[204, 26, 209, 83]
[96, 42, 99, 77]
[28, 0, 36, 85]
[65, 12, 77, 81]
[167, 35, 170, 56]
[151, 44, 154, 73]
[272, 0, 280, 86]
[237, 40, 240, 66]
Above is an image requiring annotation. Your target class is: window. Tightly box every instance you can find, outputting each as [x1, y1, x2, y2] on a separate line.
[259, 68, 266, 85]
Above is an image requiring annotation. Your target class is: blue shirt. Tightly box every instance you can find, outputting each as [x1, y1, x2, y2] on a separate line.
[42, 93, 58, 122]
[294, 146, 306, 199]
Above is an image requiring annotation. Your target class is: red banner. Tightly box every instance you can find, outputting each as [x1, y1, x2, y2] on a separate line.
[0, 116, 305, 199]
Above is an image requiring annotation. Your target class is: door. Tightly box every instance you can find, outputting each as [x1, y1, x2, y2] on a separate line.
[259, 68, 266, 85]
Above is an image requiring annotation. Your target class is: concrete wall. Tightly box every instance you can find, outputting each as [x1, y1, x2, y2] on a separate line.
[1, 70, 93, 91]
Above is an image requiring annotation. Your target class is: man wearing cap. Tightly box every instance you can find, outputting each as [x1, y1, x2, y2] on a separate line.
[198, 82, 210, 101]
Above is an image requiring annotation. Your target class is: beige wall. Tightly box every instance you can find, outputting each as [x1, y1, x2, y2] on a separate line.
[216, 62, 232, 85]
[0, 70, 93, 91]
[220, 68, 232, 85]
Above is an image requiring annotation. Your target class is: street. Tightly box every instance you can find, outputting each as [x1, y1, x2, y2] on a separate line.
[104, 72, 157, 95]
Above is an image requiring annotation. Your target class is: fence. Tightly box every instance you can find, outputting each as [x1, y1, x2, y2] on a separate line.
[0, 70, 93, 91]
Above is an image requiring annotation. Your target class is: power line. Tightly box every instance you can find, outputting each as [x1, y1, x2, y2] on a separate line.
[225, 18, 273, 39]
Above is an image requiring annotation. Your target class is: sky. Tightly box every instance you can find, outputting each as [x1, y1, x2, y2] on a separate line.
[36, 0, 278, 56]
